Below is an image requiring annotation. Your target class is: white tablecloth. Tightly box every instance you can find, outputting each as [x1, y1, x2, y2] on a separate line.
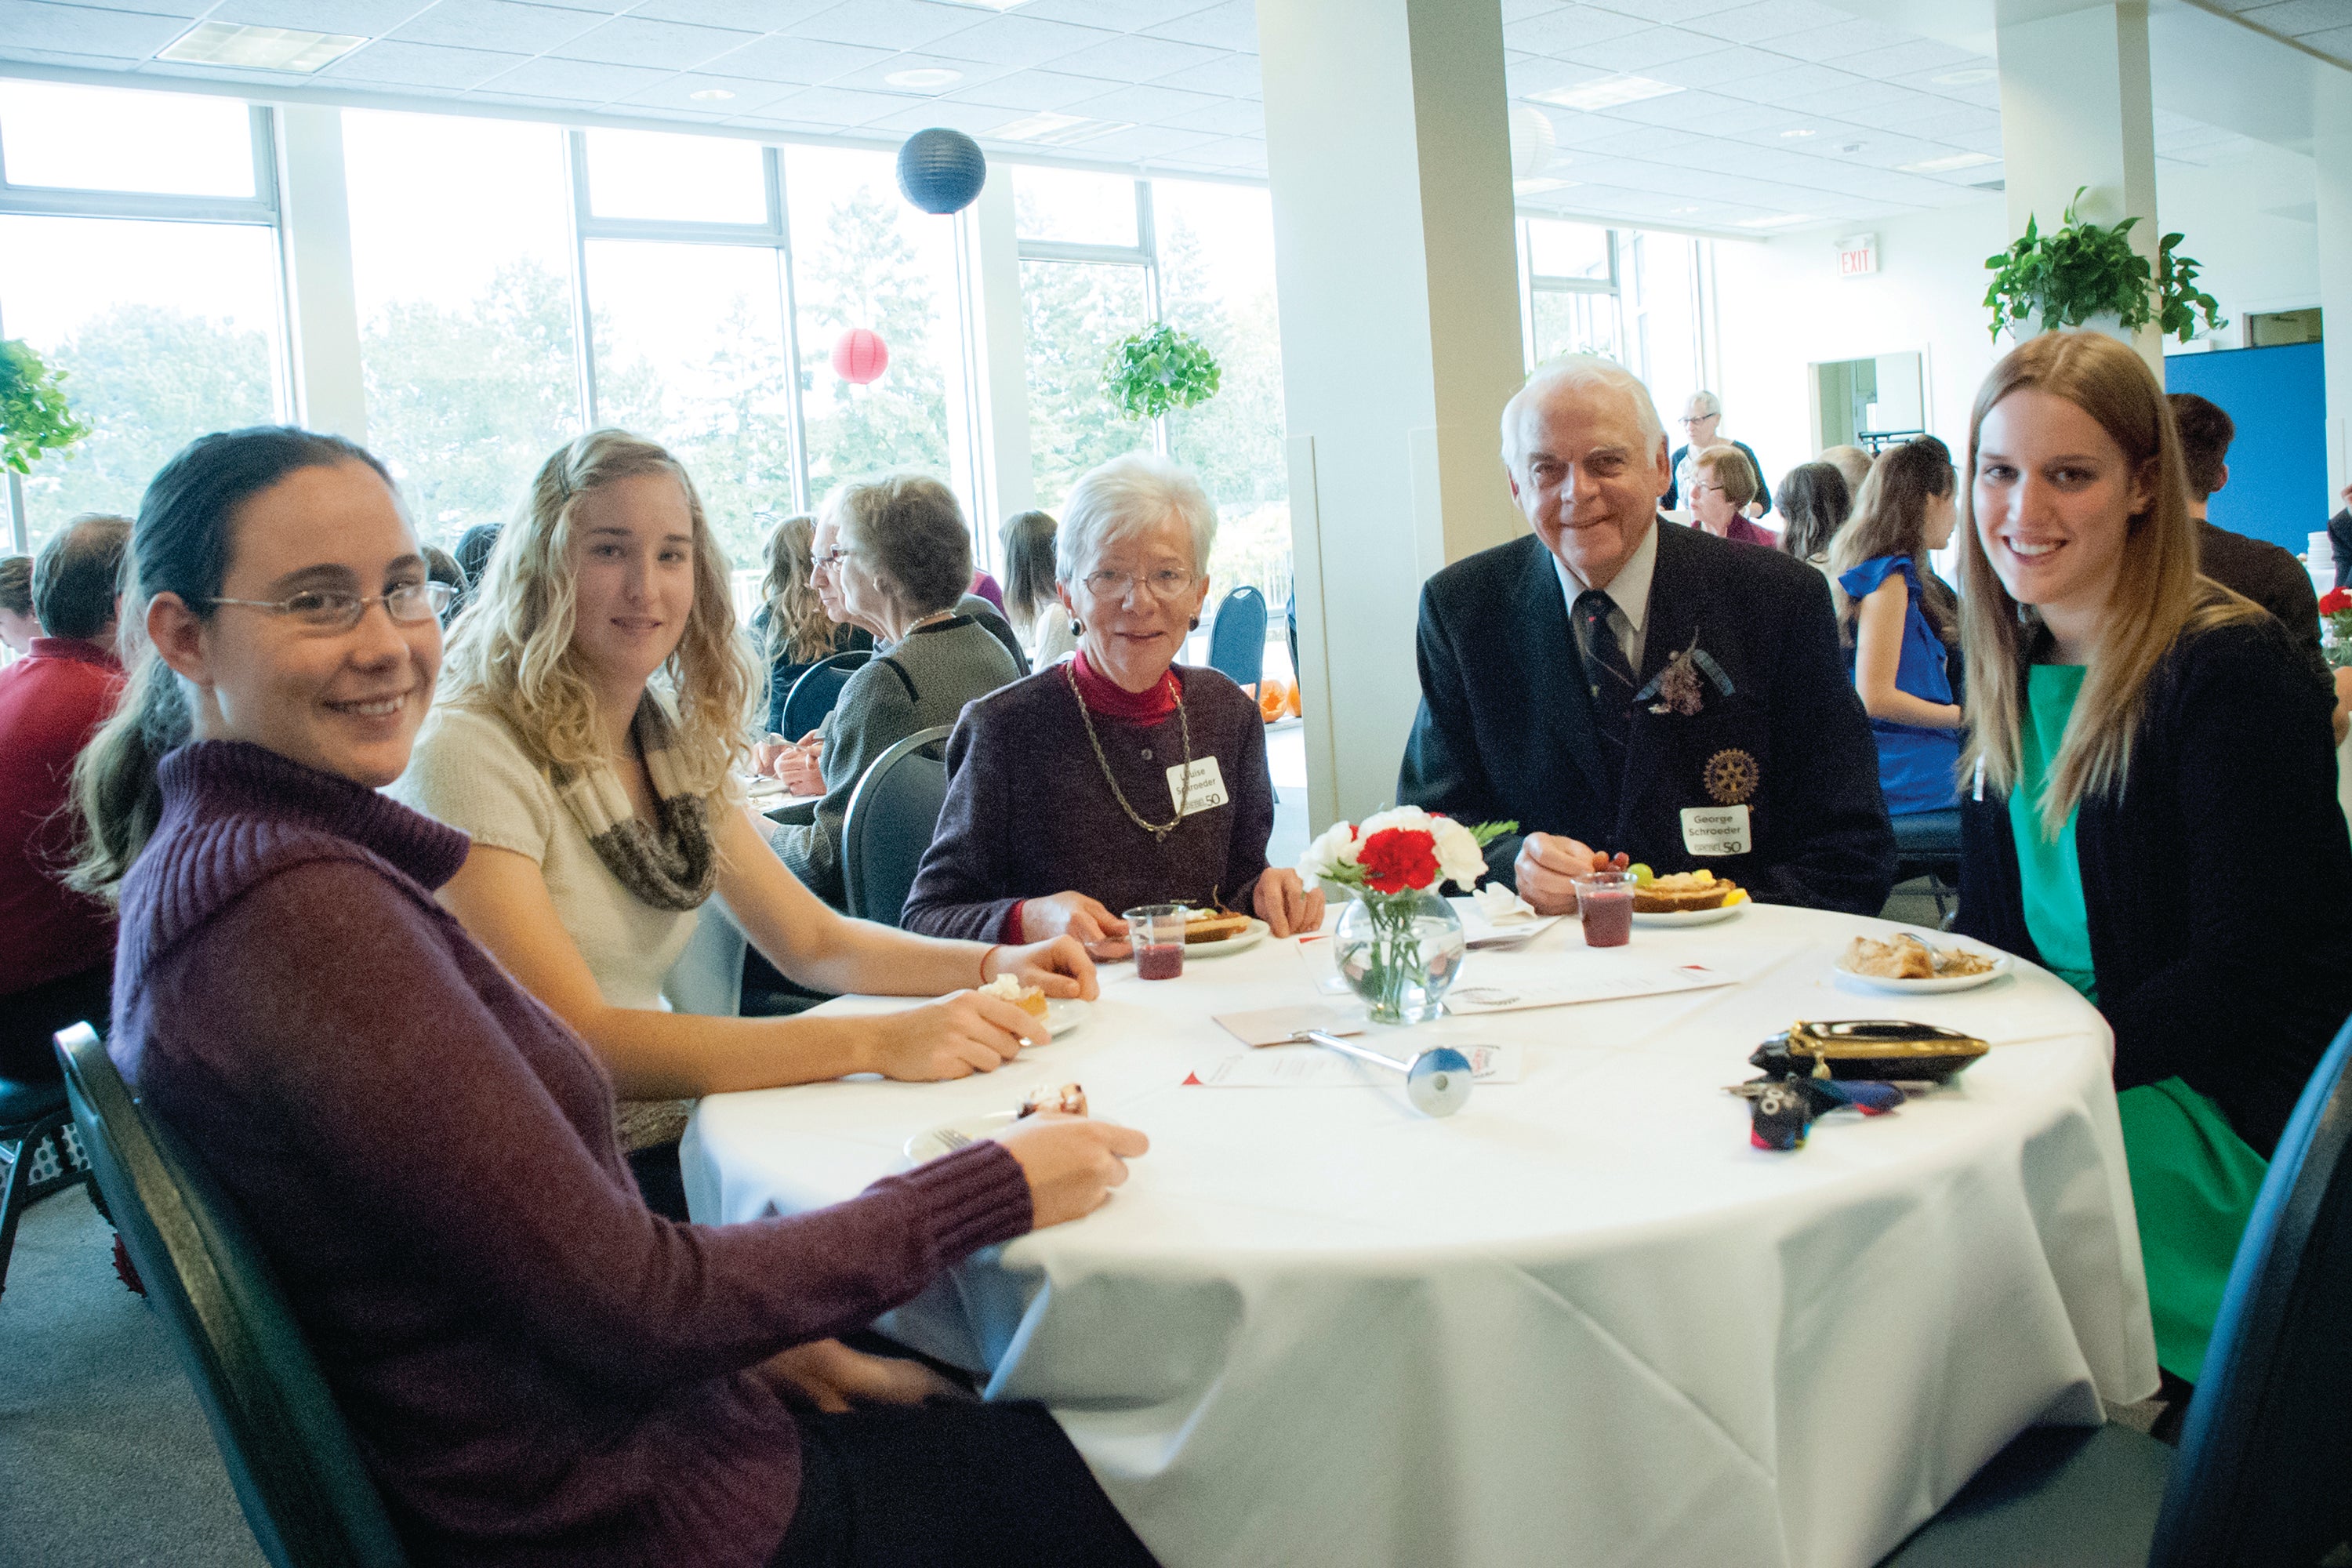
[683, 904, 2158, 1568]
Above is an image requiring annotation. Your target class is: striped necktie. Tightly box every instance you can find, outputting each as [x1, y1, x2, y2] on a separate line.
[1573, 589, 1635, 778]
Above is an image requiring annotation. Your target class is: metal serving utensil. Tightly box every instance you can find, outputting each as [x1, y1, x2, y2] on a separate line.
[1301, 1029, 1474, 1117]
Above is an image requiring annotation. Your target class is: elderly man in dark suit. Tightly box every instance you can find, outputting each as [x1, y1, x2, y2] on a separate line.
[1399, 356, 1895, 916]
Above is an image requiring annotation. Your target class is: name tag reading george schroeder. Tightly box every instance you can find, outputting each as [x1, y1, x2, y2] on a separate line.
[1680, 804, 1751, 856]
[1167, 757, 1229, 818]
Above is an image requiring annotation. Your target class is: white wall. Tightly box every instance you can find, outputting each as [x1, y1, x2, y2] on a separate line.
[2157, 140, 2321, 340]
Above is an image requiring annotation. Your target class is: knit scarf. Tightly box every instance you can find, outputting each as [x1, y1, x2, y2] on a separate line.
[550, 694, 717, 913]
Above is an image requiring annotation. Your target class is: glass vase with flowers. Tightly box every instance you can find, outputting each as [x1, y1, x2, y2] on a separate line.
[1298, 808, 1515, 1025]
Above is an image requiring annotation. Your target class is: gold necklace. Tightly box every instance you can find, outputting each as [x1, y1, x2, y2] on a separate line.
[1065, 662, 1192, 840]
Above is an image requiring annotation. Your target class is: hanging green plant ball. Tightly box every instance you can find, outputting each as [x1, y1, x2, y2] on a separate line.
[0, 339, 91, 476]
[1104, 322, 1221, 423]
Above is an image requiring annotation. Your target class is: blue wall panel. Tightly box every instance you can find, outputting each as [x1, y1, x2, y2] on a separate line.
[2164, 341, 2327, 554]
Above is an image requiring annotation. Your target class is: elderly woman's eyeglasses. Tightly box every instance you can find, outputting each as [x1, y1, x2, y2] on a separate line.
[207, 580, 454, 633]
[813, 546, 853, 570]
[1080, 567, 1195, 601]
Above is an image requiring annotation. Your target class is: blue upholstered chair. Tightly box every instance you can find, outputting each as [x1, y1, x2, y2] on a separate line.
[779, 649, 872, 740]
[840, 724, 953, 930]
[1205, 586, 1268, 694]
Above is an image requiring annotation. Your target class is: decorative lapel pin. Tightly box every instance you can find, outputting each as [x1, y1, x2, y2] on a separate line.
[1704, 747, 1759, 804]
[1636, 632, 1736, 716]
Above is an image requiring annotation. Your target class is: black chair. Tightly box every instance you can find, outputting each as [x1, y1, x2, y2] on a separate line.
[53, 1023, 412, 1568]
[1284, 593, 1299, 694]
[1879, 1012, 2352, 1566]
[1205, 585, 1268, 693]
[840, 724, 952, 929]
[0, 1064, 89, 1300]
[1890, 808, 1961, 928]
[779, 649, 871, 740]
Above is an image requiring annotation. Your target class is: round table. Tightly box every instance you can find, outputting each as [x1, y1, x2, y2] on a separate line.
[682, 903, 2158, 1568]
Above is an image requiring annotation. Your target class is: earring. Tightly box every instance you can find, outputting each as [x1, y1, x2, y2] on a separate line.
[1189, 615, 1200, 631]
[1069, 616, 1083, 636]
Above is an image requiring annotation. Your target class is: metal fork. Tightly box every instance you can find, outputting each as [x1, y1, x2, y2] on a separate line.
[935, 1128, 971, 1149]
[1465, 927, 1548, 951]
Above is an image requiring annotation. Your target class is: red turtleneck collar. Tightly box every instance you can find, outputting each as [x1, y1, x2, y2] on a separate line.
[1069, 649, 1180, 723]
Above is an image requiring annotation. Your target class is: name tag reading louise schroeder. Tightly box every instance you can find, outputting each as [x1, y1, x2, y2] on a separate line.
[1681, 803, 1751, 856]
[1167, 757, 1229, 818]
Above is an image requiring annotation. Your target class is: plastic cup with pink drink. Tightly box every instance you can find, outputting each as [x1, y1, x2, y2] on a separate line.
[1572, 871, 1639, 948]
[1126, 903, 1189, 980]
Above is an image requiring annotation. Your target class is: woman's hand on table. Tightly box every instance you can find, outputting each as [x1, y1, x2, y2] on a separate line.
[758, 1338, 967, 1413]
[771, 740, 824, 793]
[1019, 891, 1132, 960]
[1252, 867, 1324, 937]
[1514, 836, 1629, 915]
[994, 1115, 1150, 1228]
[862, 993, 1044, 1079]
[982, 935, 1098, 1000]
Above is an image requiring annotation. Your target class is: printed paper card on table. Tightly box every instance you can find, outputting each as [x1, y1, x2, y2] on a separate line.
[1441, 964, 1737, 1015]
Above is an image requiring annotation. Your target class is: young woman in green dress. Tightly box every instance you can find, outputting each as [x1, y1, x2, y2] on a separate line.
[1952, 330, 2352, 1409]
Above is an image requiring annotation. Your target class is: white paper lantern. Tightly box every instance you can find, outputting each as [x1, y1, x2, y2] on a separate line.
[1508, 105, 1556, 180]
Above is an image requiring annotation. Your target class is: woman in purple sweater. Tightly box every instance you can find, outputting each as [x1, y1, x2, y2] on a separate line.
[67, 426, 1157, 1568]
[902, 454, 1322, 955]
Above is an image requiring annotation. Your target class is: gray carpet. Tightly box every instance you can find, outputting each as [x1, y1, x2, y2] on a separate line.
[0, 1185, 263, 1568]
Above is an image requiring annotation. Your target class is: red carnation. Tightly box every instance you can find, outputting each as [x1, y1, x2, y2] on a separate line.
[2321, 587, 2352, 615]
[1358, 827, 1439, 895]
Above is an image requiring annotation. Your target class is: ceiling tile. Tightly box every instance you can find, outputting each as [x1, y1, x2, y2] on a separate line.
[1642, 44, 1799, 89]
[860, 96, 1027, 134]
[926, 14, 1121, 67]
[943, 66, 1115, 109]
[1017, 0, 1215, 30]
[1062, 82, 1225, 123]
[2293, 25, 2352, 62]
[1556, 24, 1730, 71]
[1759, 17, 1915, 62]
[1150, 49, 1259, 95]
[617, 71, 808, 111]
[791, 0, 986, 53]
[1049, 33, 1227, 82]
[1507, 5, 1653, 54]
[822, 51, 1013, 93]
[1071, 123, 1221, 160]
[205, 0, 434, 30]
[390, 2, 608, 54]
[1738, 60, 1870, 104]
[627, 0, 829, 25]
[1580, 0, 1744, 22]
[0, 0, 191, 56]
[703, 34, 891, 84]
[1143, 0, 1257, 52]
[1164, 132, 1262, 167]
[2237, 0, 2345, 35]
[1503, 0, 1568, 20]
[323, 38, 528, 88]
[1828, 39, 1979, 78]
[1770, 79, 1914, 117]
[549, 16, 757, 70]
[756, 84, 920, 124]
[1682, 0, 1857, 45]
[1157, 96, 1261, 134]
[0, 44, 154, 68]
[473, 53, 672, 99]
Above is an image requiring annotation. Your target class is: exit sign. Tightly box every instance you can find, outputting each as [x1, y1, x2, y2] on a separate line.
[1837, 234, 1878, 277]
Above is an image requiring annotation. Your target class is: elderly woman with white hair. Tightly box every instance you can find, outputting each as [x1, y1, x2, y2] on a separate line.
[901, 453, 1320, 953]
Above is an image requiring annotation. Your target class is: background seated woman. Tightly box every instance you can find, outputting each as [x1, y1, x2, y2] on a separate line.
[751, 512, 869, 741]
[1001, 508, 1076, 668]
[1773, 459, 1850, 581]
[1952, 331, 2352, 1419]
[1687, 445, 1778, 547]
[764, 473, 1025, 911]
[1828, 437, 1965, 815]
[902, 454, 1320, 955]
[394, 432, 1091, 1196]
[74, 424, 1154, 1567]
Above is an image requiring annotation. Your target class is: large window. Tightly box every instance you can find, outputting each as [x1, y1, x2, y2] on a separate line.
[1519, 217, 1623, 368]
[344, 111, 581, 547]
[0, 81, 285, 554]
[1014, 167, 1154, 514]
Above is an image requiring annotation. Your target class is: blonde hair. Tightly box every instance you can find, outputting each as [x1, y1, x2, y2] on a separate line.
[440, 430, 752, 796]
[757, 514, 833, 665]
[1958, 332, 2259, 837]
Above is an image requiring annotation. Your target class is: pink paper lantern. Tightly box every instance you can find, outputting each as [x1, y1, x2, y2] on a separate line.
[832, 328, 889, 385]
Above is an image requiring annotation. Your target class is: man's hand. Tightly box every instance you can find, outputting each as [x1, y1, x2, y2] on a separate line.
[1019, 891, 1131, 959]
[1251, 867, 1325, 937]
[982, 935, 1098, 1000]
[759, 1339, 965, 1414]
[1513, 833, 1628, 914]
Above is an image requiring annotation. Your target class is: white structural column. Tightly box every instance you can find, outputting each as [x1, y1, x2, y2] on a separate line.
[1994, 0, 2162, 375]
[2317, 71, 2352, 503]
[1258, 0, 1526, 829]
[274, 104, 368, 441]
[950, 169, 1036, 564]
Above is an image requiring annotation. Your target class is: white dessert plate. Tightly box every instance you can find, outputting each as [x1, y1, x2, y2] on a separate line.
[1834, 942, 2013, 993]
[1631, 902, 1747, 928]
[1183, 918, 1270, 957]
[906, 1109, 1019, 1163]
[1041, 998, 1090, 1039]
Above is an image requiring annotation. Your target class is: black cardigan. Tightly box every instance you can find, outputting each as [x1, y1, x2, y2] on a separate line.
[1956, 617, 2352, 1156]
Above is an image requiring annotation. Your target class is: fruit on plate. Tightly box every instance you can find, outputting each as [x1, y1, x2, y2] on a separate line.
[1632, 869, 1744, 913]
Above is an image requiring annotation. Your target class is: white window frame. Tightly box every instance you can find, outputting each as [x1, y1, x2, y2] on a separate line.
[1515, 214, 1624, 372]
[1014, 176, 1166, 456]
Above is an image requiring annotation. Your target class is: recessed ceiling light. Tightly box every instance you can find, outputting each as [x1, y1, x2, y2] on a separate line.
[885, 67, 964, 90]
[689, 87, 735, 101]
[1734, 212, 1813, 228]
[1513, 177, 1579, 194]
[990, 111, 1129, 146]
[1932, 67, 1998, 85]
[1897, 151, 1999, 173]
[158, 20, 366, 73]
[1780, 127, 1817, 139]
[1529, 74, 1683, 113]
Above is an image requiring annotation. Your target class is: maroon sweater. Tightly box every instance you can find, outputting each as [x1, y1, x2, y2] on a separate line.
[901, 663, 1275, 941]
[0, 637, 123, 993]
[111, 741, 1033, 1567]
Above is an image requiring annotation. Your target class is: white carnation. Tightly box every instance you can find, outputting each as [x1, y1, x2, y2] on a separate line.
[1432, 816, 1490, 891]
[1296, 821, 1363, 881]
[1356, 804, 1433, 840]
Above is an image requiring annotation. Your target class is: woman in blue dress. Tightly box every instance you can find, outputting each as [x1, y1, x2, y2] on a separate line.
[1829, 438, 1964, 814]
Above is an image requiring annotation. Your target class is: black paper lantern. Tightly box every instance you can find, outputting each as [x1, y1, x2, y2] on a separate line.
[896, 128, 987, 215]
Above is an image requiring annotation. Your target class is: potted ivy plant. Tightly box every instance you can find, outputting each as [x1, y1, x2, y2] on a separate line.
[0, 339, 90, 475]
[1103, 321, 1221, 423]
[1983, 187, 2226, 345]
